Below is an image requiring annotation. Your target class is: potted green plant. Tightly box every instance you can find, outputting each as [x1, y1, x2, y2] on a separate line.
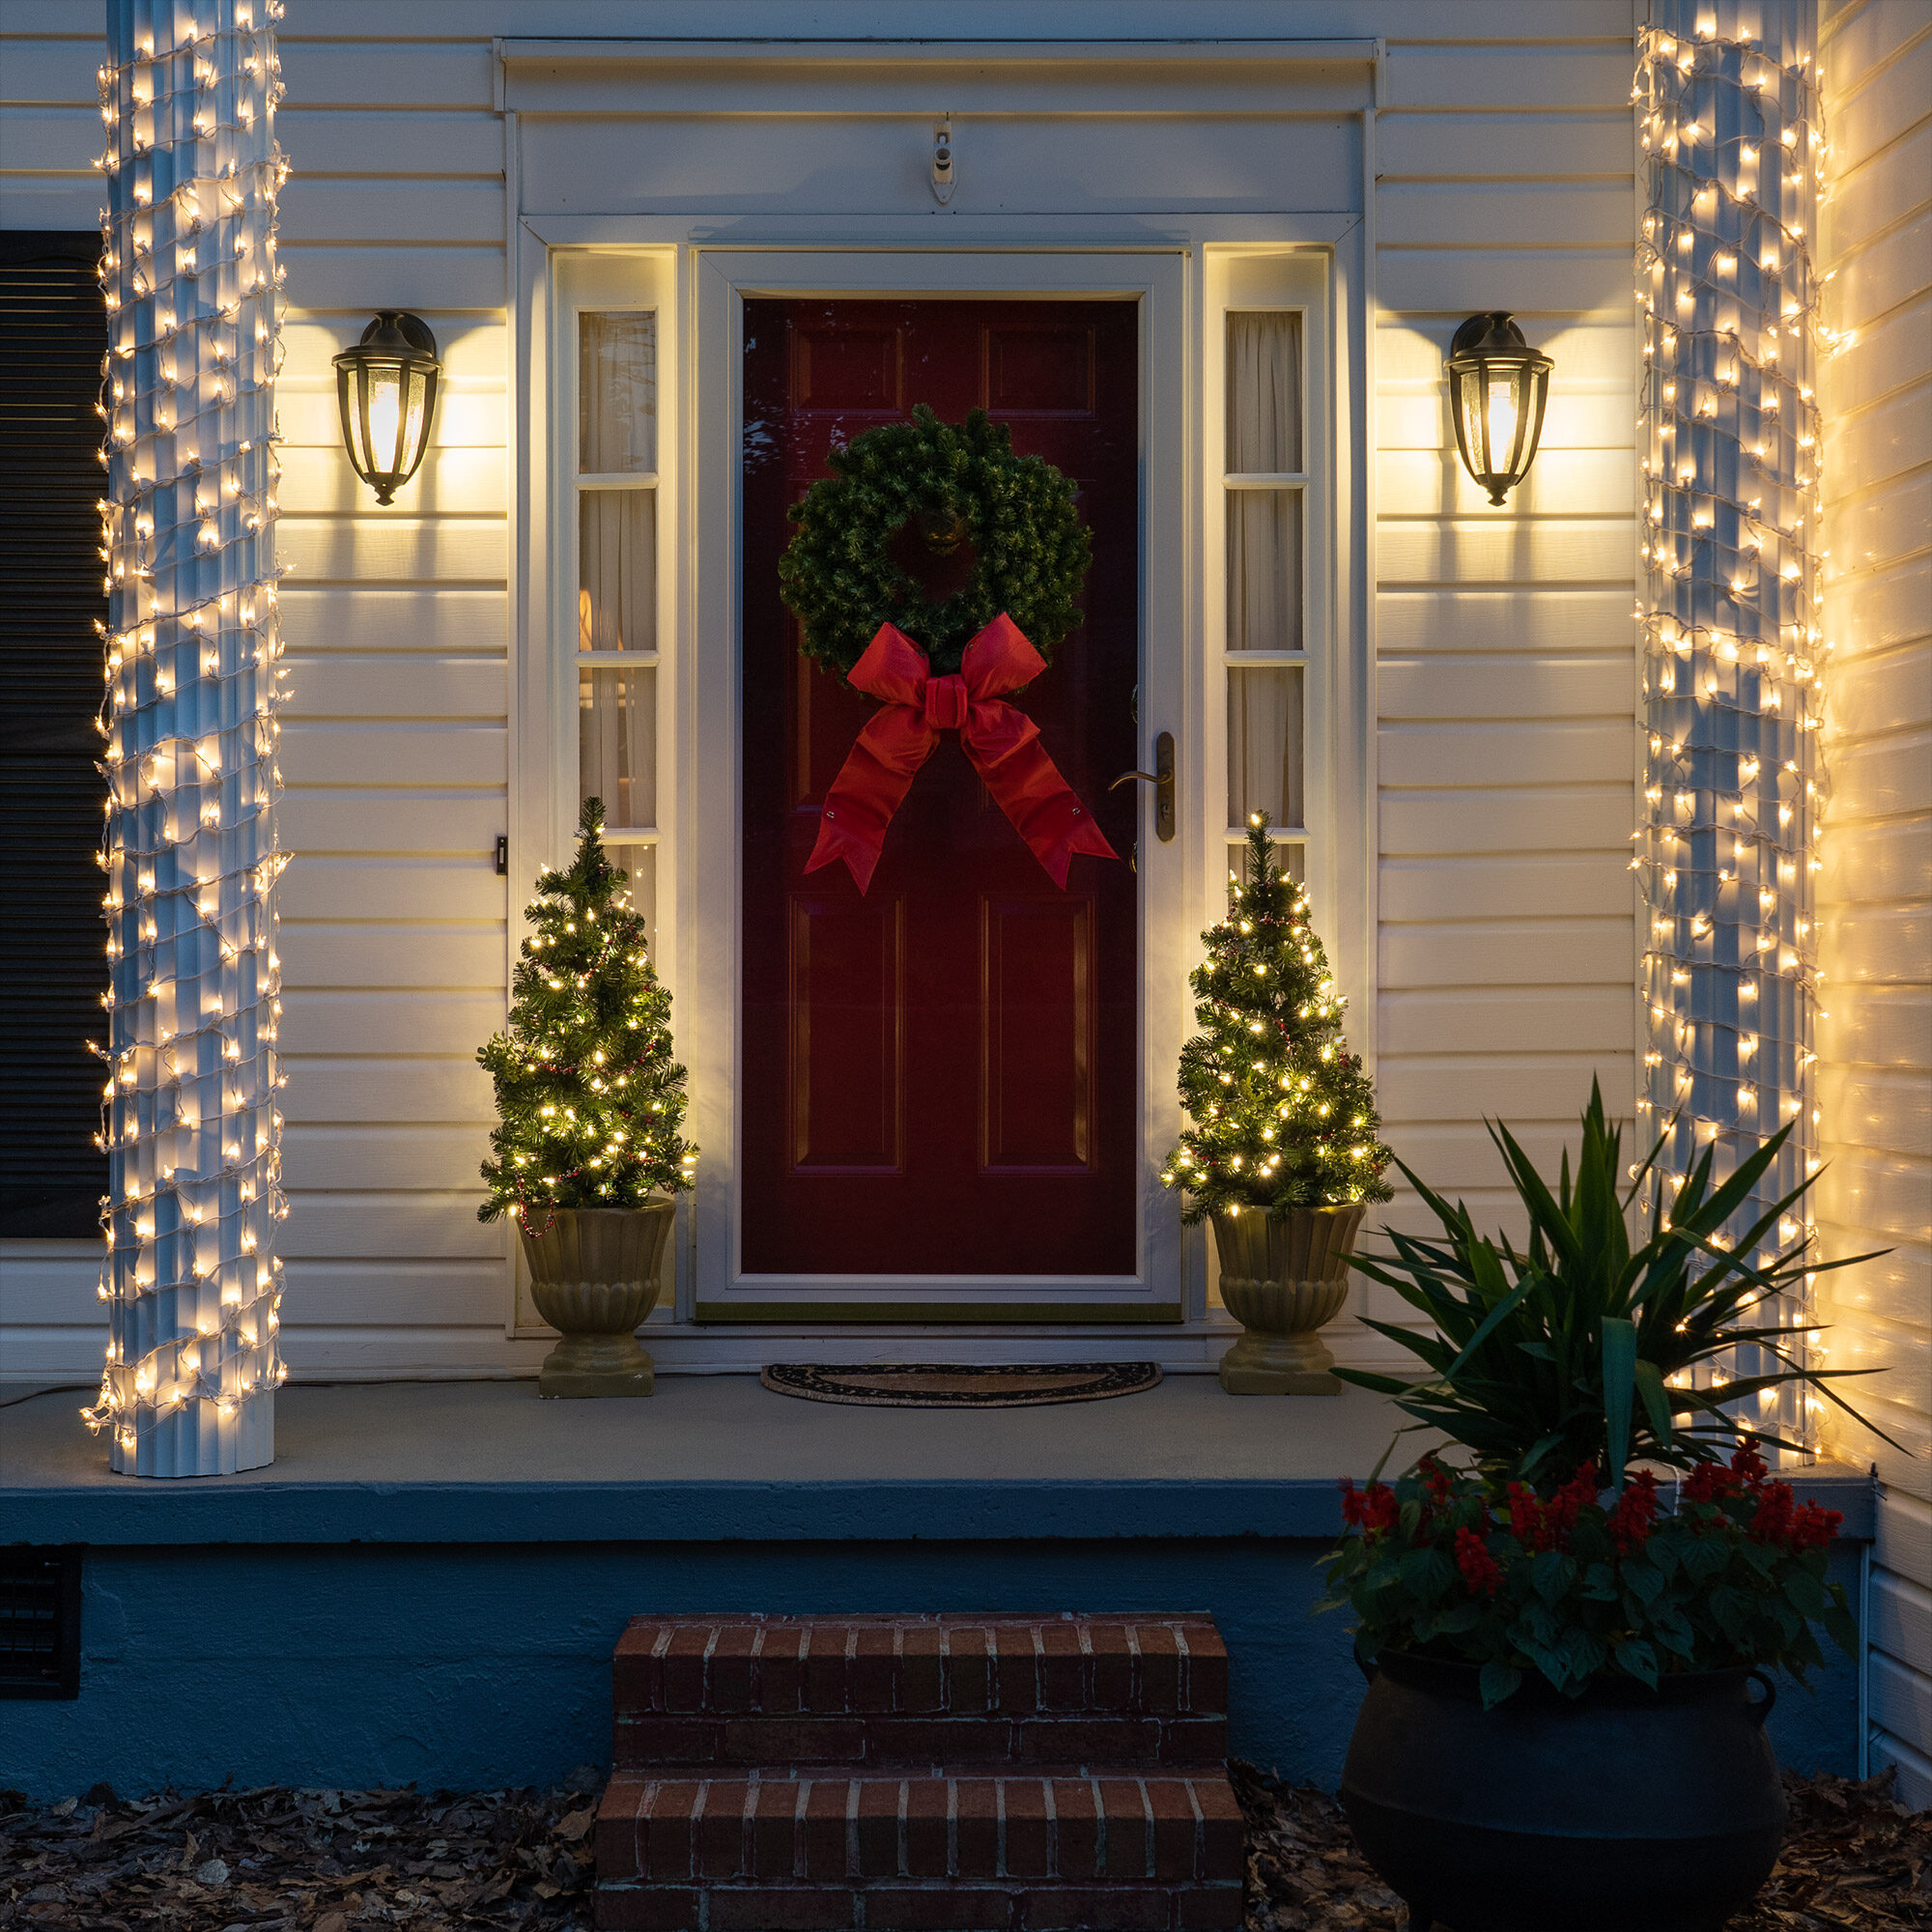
[1161, 813, 1394, 1393]
[1320, 1082, 1891, 1932]
[477, 799, 696, 1398]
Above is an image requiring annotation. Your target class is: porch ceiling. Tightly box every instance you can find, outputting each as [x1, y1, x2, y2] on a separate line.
[0, 1378, 1875, 1548]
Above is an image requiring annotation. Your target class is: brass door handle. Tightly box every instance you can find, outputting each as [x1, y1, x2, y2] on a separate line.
[1109, 729, 1176, 842]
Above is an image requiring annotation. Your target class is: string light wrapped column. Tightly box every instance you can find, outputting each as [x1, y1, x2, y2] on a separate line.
[1634, 0, 1832, 1447]
[84, 0, 290, 1476]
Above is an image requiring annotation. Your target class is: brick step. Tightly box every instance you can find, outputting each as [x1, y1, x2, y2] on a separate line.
[594, 1767, 1244, 1931]
[612, 1614, 1227, 1772]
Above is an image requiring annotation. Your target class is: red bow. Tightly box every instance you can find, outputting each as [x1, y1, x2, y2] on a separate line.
[805, 613, 1117, 895]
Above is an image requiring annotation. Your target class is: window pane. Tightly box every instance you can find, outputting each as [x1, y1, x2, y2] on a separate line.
[579, 490, 657, 652]
[606, 843, 658, 969]
[1226, 489, 1302, 651]
[580, 666, 657, 832]
[1227, 667, 1304, 832]
[1226, 312, 1301, 472]
[579, 311, 656, 473]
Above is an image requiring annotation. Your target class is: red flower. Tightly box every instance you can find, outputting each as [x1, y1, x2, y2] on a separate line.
[1455, 1527, 1503, 1597]
[1682, 1459, 1739, 1503]
[1418, 1456, 1454, 1506]
[1341, 1479, 1399, 1536]
[1607, 1470, 1661, 1553]
[1506, 1464, 1600, 1553]
[1748, 1478, 1796, 1547]
[1789, 1501, 1842, 1552]
[1730, 1441, 1770, 1488]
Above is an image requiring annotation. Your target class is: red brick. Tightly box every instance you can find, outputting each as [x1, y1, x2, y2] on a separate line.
[645, 1777, 707, 1886]
[721, 1716, 867, 1764]
[947, 1626, 991, 1714]
[1156, 1717, 1229, 1766]
[1177, 1627, 1228, 1713]
[1037, 1623, 1086, 1711]
[613, 1716, 723, 1766]
[857, 1776, 903, 1876]
[905, 1777, 949, 1877]
[1135, 1626, 1181, 1713]
[954, 1777, 1000, 1877]
[802, 1777, 851, 1882]
[758, 1626, 807, 1713]
[806, 1628, 849, 1714]
[707, 1625, 760, 1713]
[867, 1717, 1017, 1765]
[866, 1886, 1021, 1929]
[662, 1627, 712, 1713]
[697, 1779, 752, 1878]
[1020, 1887, 1169, 1930]
[900, 1624, 945, 1712]
[1190, 1778, 1245, 1882]
[1002, 1777, 1050, 1877]
[708, 1885, 855, 1930]
[852, 1624, 896, 1711]
[1049, 1779, 1097, 1880]
[595, 1776, 651, 1878]
[1099, 1779, 1151, 1881]
[1086, 1626, 1133, 1710]
[993, 1624, 1038, 1713]
[612, 1623, 668, 1715]
[751, 1779, 801, 1879]
[1017, 1719, 1159, 1765]
[1177, 1883, 1245, 1929]
[595, 1883, 701, 1931]
[1146, 1778, 1198, 1882]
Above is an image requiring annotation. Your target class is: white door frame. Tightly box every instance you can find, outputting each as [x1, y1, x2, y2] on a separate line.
[688, 249, 1188, 1321]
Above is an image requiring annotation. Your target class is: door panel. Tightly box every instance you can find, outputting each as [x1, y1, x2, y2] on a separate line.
[741, 298, 1138, 1279]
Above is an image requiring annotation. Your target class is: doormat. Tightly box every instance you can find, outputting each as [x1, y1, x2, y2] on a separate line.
[759, 1362, 1162, 1408]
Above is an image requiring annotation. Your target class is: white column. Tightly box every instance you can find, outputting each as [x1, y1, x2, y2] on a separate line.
[85, 0, 289, 1476]
[1634, 0, 1829, 1445]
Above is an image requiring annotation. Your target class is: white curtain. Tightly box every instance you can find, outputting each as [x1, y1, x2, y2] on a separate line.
[580, 667, 657, 832]
[580, 311, 656, 473]
[1225, 313, 1304, 829]
[579, 491, 657, 653]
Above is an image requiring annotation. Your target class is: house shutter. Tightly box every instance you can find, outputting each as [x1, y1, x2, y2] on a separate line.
[0, 234, 109, 1236]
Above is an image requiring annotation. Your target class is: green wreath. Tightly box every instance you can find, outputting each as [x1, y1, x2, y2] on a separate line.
[778, 404, 1092, 678]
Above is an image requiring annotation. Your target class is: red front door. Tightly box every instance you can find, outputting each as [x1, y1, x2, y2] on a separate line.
[741, 298, 1140, 1278]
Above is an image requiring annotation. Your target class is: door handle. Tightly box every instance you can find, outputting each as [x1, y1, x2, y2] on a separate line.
[1109, 729, 1176, 843]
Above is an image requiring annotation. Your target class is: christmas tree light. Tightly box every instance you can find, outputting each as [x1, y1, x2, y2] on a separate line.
[1163, 813, 1392, 1222]
[83, 0, 289, 1477]
[478, 799, 696, 1228]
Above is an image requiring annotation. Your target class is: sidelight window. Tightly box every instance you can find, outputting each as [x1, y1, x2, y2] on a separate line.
[575, 308, 659, 941]
[1224, 308, 1308, 885]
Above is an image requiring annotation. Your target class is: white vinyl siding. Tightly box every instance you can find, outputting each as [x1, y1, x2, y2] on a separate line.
[1366, 24, 1639, 1353]
[1817, 0, 1932, 1812]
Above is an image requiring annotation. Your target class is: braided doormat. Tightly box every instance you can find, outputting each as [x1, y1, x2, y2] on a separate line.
[759, 1362, 1162, 1408]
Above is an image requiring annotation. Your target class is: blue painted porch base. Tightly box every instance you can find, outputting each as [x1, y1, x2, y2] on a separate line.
[1, 1381, 1870, 1800]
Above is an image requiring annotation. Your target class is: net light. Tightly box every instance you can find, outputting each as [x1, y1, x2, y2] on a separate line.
[1444, 311, 1554, 505]
[1633, 0, 1828, 1452]
[84, 0, 289, 1478]
[332, 311, 440, 505]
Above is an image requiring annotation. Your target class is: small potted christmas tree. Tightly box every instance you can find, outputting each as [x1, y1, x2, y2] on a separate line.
[477, 799, 696, 1397]
[1162, 813, 1393, 1393]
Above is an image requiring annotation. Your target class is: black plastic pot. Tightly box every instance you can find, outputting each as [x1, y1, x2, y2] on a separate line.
[1340, 1649, 1785, 1932]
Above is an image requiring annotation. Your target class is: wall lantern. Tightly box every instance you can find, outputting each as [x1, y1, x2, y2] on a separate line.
[332, 311, 440, 505]
[1446, 311, 1553, 505]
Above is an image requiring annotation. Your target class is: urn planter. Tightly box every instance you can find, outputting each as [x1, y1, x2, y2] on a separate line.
[519, 1203, 674, 1398]
[1210, 1201, 1366, 1394]
[1340, 1649, 1785, 1932]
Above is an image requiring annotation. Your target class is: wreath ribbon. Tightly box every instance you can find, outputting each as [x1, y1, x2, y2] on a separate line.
[805, 613, 1118, 895]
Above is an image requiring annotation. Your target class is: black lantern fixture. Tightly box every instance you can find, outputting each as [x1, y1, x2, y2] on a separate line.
[1445, 311, 1552, 506]
[332, 311, 441, 505]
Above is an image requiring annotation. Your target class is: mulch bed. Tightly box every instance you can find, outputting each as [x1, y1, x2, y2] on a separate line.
[1, 1766, 1923, 1930]
[1232, 1760, 1931, 1929]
